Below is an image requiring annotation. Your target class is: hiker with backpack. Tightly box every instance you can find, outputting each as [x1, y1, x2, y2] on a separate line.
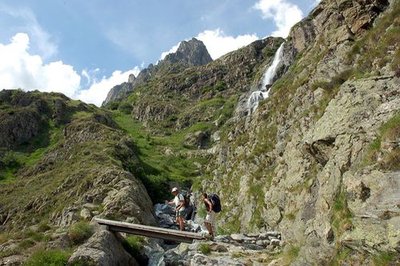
[183, 190, 195, 221]
[201, 193, 221, 238]
[165, 187, 186, 231]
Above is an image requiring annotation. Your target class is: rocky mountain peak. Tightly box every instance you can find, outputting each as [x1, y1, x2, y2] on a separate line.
[128, 73, 136, 83]
[102, 38, 213, 106]
[163, 38, 212, 66]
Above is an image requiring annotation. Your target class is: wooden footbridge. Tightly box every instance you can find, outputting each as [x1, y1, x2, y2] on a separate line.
[95, 218, 206, 243]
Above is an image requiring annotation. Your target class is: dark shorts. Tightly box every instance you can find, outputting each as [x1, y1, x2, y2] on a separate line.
[176, 207, 186, 218]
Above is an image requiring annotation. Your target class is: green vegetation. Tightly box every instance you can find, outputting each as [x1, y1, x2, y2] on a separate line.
[0, 121, 63, 183]
[199, 243, 211, 255]
[308, 69, 356, 119]
[202, 81, 227, 93]
[0, 233, 9, 245]
[24, 249, 71, 266]
[363, 113, 400, 170]
[282, 245, 300, 264]
[331, 190, 352, 238]
[248, 182, 266, 229]
[122, 235, 145, 258]
[285, 212, 296, 221]
[311, 69, 355, 92]
[112, 111, 206, 202]
[377, 113, 400, 170]
[0, 248, 19, 258]
[18, 239, 36, 249]
[217, 212, 241, 234]
[23, 229, 49, 242]
[37, 222, 51, 233]
[68, 221, 94, 245]
[118, 102, 133, 114]
[372, 251, 397, 266]
[330, 247, 352, 266]
[346, 1, 400, 76]
[231, 252, 245, 258]
[330, 249, 398, 266]
[252, 124, 278, 158]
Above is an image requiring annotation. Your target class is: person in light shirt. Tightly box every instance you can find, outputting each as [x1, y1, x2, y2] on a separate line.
[166, 187, 186, 231]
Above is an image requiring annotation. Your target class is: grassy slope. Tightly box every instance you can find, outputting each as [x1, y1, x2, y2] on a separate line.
[0, 115, 119, 227]
[112, 111, 208, 202]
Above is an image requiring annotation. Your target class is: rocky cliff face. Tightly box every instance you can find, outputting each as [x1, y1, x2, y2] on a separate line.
[201, 0, 399, 264]
[103, 81, 133, 108]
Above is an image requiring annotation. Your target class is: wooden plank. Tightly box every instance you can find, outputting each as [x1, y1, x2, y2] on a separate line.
[94, 218, 205, 243]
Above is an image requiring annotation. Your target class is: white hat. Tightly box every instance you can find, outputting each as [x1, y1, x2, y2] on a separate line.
[171, 187, 178, 193]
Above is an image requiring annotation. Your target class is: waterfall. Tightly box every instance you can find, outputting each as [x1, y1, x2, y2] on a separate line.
[247, 42, 285, 113]
[261, 42, 285, 90]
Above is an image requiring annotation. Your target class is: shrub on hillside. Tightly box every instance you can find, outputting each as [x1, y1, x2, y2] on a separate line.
[199, 243, 211, 255]
[118, 102, 133, 114]
[24, 249, 70, 266]
[122, 236, 149, 265]
[68, 221, 94, 245]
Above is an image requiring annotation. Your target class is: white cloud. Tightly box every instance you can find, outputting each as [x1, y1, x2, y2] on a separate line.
[0, 32, 139, 107]
[160, 43, 180, 60]
[0, 33, 80, 97]
[196, 29, 259, 59]
[76, 67, 140, 106]
[254, 0, 303, 37]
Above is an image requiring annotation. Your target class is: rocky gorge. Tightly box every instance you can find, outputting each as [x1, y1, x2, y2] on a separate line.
[1, 0, 400, 265]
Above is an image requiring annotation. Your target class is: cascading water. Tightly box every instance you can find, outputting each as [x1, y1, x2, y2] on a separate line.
[261, 42, 285, 89]
[247, 42, 285, 113]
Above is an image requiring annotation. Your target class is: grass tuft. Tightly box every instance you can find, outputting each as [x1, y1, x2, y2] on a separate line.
[68, 221, 94, 245]
[122, 235, 144, 257]
[24, 249, 71, 266]
[199, 243, 211, 255]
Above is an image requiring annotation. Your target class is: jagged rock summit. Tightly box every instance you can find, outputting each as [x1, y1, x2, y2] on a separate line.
[102, 38, 212, 106]
[163, 38, 213, 66]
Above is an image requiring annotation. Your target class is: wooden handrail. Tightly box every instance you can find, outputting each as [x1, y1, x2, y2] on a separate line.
[94, 218, 205, 243]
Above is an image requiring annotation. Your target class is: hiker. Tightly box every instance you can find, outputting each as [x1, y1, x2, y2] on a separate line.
[165, 187, 186, 231]
[189, 190, 197, 220]
[184, 190, 195, 221]
[201, 193, 216, 238]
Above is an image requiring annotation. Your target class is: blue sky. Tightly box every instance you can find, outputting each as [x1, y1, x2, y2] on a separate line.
[0, 0, 320, 106]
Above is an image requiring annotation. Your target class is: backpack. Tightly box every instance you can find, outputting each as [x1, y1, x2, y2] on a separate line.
[181, 190, 191, 207]
[209, 193, 221, 213]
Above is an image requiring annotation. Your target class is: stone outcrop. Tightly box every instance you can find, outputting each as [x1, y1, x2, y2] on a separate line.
[0, 90, 91, 149]
[68, 229, 138, 266]
[183, 131, 210, 149]
[0, 109, 43, 149]
[102, 82, 133, 108]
